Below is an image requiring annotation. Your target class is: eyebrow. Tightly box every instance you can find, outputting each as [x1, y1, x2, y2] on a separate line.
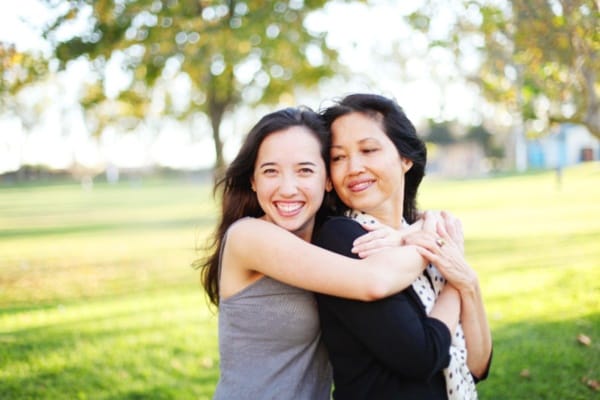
[258, 161, 318, 168]
[331, 137, 380, 148]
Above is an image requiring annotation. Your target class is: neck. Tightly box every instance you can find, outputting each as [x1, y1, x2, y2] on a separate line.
[367, 207, 404, 230]
[349, 208, 405, 229]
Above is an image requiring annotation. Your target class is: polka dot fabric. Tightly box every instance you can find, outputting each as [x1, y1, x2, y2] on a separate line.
[348, 210, 477, 400]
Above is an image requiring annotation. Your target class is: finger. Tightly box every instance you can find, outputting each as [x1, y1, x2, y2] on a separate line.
[415, 247, 456, 280]
[422, 211, 437, 232]
[442, 211, 463, 244]
[441, 211, 465, 252]
[353, 232, 374, 247]
[404, 233, 439, 252]
[357, 246, 395, 258]
[435, 221, 451, 243]
[357, 219, 384, 232]
[415, 246, 442, 265]
[352, 239, 383, 254]
[440, 211, 456, 238]
[353, 228, 388, 246]
[403, 229, 436, 242]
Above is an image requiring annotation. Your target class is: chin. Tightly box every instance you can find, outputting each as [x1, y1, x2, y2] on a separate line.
[348, 201, 372, 212]
[278, 220, 304, 232]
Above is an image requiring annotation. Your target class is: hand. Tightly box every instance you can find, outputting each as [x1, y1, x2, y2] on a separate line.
[420, 210, 441, 233]
[351, 220, 404, 258]
[440, 210, 464, 254]
[402, 213, 475, 292]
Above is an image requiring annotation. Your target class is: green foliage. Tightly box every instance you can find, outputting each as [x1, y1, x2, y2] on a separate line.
[465, 124, 504, 159]
[1, 163, 599, 398]
[0, 43, 49, 110]
[424, 119, 456, 144]
[408, 0, 600, 139]
[41, 0, 343, 171]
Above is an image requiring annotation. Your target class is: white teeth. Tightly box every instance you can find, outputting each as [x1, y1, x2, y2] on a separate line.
[276, 202, 303, 213]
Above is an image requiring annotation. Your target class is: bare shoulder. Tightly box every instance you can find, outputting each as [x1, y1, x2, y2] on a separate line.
[227, 217, 271, 240]
[229, 217, 291, 237]
[225, 217, 281, 253]
[224, 218, 254, 252]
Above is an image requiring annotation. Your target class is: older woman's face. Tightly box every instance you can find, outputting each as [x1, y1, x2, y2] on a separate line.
[329, 112, 412, 226]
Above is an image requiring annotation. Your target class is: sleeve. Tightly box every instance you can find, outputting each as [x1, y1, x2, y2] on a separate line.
[314, 217, 453, 380]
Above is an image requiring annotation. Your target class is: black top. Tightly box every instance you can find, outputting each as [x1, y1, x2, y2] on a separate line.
[314, 217, 454, 400]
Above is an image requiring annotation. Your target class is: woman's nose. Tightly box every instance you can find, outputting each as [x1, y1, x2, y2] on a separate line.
[347, 155, 365, 175]
[278, 174, 299, 196]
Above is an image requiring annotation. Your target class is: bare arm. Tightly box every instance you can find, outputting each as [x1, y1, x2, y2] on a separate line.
[351, 217, 424, 258]
[429, 284, 461, 334]
[403, 212, 492, 378]
[225, 218, 427, 301]
[455, 274, 492, 378]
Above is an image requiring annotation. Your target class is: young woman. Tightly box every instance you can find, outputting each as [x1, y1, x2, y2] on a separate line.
[199, 106, 436, 399]
[314, 93, 493, 399]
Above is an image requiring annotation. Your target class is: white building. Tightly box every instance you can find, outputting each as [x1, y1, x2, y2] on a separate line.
[527, 124, 599, 169]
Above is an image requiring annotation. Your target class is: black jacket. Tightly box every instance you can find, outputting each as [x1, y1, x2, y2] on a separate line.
[314, 217, 454, 400]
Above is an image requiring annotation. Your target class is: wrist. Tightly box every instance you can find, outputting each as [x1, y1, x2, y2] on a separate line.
[456, 271, 480, 296]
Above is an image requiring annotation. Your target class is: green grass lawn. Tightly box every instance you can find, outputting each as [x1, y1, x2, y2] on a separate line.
[1, 164, 599, 399]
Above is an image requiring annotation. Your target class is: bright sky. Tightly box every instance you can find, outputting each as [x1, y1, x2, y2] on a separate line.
[0, 0, 482, 173]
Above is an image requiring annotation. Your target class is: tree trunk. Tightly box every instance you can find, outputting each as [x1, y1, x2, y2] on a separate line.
[582, 65, 600, 140]
[208, 95, 227, 183]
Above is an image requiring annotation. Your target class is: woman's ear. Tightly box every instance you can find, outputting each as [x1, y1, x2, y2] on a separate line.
[250, 177, 256, 192]
[401, 157, 413, 173]
[325, 177, 333, 192]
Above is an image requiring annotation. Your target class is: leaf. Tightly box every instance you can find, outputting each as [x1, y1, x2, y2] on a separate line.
[40, 0, 340, 171]
[582, 377, 600, 391]
[577, 333, 592, 346]
[407, 0, 600, 139]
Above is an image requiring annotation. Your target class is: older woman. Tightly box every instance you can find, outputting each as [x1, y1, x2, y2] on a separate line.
[314, 93, 493, 399]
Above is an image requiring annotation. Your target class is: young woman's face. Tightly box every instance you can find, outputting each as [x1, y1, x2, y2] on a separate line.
[251, 126, 331, 241]
[329, 112, 413, 226]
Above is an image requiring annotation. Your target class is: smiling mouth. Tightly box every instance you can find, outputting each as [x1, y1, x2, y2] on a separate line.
[348, 180, 374, 192]
[275, 202, 304, 215]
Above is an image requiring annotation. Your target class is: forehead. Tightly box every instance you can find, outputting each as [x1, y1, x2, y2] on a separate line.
[330, 112, 387, 141]
[257, 126, 322, 160]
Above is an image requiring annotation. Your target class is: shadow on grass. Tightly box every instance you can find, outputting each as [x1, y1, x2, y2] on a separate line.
[0, 268, 203, 314]
[479, 313, 600, 400]
[0, 362, 219, 400]
[0, 216, 215, 239]
[102, 373, 219, 400]
[0, 289, 219, 399]
[0, 289, 214, 358]
[3, 297, 598, 399]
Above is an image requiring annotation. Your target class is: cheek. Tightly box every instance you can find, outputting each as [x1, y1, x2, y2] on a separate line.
[311, 190, 326, 206]
[329, 166, 344, 189]
[253, 179, 274, 199]
[302, 179, 327, 203]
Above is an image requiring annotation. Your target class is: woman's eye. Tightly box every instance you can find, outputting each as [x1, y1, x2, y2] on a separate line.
[331, 154, 345, 162]
[298, 168, 315, 175]
[263, 168, 277, 175]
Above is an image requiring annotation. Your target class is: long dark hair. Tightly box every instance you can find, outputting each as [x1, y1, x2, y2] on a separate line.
[196, 106, 331, 306]
[320, 93, 427, 224]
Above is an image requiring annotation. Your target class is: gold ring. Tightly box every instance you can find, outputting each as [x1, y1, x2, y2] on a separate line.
[435, 238, 446, 247]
